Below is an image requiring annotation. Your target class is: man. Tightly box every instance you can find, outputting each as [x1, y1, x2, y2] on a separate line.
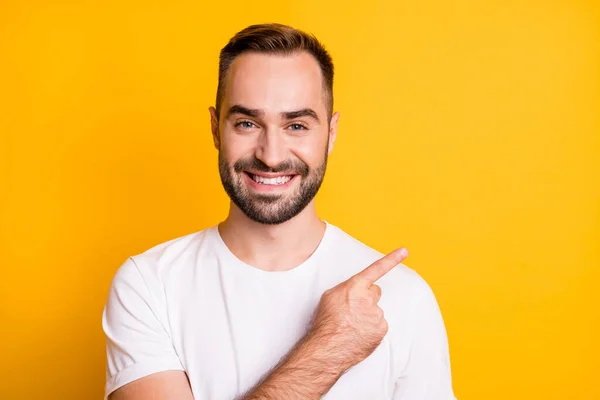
[102, 23, 456, 399]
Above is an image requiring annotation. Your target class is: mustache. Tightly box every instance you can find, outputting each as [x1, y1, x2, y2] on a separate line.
[233, 157, 310, 177]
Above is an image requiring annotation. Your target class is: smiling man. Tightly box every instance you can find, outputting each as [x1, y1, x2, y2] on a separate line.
[102, 23, 456, 400]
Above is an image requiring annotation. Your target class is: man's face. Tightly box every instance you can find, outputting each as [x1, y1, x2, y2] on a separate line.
[210, 51, 339, 225]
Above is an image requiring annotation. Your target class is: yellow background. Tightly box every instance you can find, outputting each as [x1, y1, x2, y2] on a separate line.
[1, 1, 598, 399]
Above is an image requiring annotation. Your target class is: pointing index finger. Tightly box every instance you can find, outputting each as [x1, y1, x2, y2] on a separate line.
[354, 248, 409, 286]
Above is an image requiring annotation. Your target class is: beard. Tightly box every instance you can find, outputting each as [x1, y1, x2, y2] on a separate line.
[218, 147, 328, 225]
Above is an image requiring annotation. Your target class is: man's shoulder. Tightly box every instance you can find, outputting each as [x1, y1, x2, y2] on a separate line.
[326, 222, 426, 290]
[111, 226, 214, 285]
[326, 222, 384, 262]
[132, 227, 210, 262]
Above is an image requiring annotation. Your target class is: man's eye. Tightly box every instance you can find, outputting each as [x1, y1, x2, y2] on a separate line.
[236, 121, 256, 129]
[288, 123, 307, 131]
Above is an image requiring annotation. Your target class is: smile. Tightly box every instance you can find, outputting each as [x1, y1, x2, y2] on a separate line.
[245, 172, 295, 185]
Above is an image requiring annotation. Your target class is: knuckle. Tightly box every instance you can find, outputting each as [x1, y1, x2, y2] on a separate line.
[370, 289, 381, 302]
[368, 294, 378, 307]
[380, 319, 389, 333]
[321, 288, 333, 300]
[371, 284, 382, 296]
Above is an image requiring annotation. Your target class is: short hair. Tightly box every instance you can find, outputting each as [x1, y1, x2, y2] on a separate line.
[215, 23, 334, 121]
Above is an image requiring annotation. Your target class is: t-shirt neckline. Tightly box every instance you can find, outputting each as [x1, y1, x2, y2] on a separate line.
[209, 220, 332, 277]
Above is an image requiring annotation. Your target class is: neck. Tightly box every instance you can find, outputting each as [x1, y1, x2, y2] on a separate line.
[218, 201, 326, 272]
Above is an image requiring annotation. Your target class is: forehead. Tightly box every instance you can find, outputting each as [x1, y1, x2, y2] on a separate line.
[223, 51, 327, 117]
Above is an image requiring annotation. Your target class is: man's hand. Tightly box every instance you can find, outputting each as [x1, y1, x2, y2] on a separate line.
[308, 247, 410, 373]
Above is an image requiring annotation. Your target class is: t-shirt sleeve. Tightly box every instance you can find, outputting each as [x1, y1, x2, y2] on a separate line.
[392, 277, 457, 399]
[102, 257, 185, 399]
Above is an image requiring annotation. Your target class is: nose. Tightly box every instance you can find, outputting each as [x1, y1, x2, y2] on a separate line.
[254, 126, 287, 169]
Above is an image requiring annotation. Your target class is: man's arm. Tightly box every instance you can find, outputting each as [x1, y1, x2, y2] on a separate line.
[237, 330, 344, 399]
[103, 258, 189, 400]
[108, 330, 340, 400]
[109, 371, 194, 400]
[108, 331, 340, 400]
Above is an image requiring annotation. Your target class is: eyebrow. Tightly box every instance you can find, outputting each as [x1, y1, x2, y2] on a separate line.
[281, 108, 320, 123]
[226, 105, 263, 119]
[226, 105, 321, 123]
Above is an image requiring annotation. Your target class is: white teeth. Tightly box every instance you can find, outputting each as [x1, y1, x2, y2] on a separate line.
[251, 174, 293, 185]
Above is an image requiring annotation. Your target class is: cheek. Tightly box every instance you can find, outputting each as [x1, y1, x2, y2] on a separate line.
[291, 135, 328, 167]
[221, 132, 254, 160]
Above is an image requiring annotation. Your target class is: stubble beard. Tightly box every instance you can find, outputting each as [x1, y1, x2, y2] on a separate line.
[218, 147, 329, 225]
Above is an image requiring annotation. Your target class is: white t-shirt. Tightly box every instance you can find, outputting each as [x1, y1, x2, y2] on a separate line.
[102, 221, 456, 399]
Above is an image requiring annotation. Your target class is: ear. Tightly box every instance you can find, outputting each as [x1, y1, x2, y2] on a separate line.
[208, 106, 220, 150]
[327, 111, 340, 155]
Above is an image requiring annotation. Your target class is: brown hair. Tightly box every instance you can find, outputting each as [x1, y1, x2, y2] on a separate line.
[216, 23, 334, 121]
